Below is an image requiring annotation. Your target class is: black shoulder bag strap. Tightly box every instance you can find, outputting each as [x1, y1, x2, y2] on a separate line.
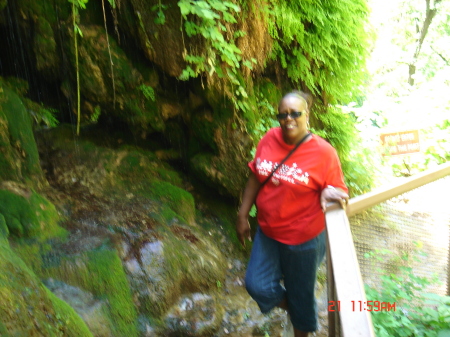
[260, 132, 311, 189]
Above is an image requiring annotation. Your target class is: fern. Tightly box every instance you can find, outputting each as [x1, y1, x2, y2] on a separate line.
[138, 84, 156, 101]
[268, 0, 371, 104]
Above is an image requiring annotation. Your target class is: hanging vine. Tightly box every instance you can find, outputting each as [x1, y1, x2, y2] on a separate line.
[69, 0, 85, 136]
[68, 0, 116, 135]
[101, 0, 117, 108]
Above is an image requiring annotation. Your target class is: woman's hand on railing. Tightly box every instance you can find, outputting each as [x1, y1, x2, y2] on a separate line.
[321, 186, 349, 212]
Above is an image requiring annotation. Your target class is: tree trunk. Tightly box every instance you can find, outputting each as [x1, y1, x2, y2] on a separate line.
[407, 0, 440, 86]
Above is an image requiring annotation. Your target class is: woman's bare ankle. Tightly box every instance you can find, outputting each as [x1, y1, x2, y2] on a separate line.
[277, 297, 289, 311]
[293, 328, 308, 337]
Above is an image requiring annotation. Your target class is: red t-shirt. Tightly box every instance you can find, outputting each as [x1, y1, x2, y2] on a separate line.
[248, 127, 348, 245]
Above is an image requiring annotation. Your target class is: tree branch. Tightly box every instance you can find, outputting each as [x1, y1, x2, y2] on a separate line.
[408, 0, 441, 85]
[430, 45, 449, 66]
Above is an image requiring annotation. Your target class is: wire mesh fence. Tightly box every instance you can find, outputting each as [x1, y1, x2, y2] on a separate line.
[349, 175, 450, 296]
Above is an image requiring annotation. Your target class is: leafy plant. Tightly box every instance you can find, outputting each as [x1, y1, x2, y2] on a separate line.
[36, 107, 59, 128]
[310, 106, 375, 196]
[177, 0, 255, 120]
[138, 84, 156, 102]
[267, 0, 370, 105]
[91, 105, 101, 123]
[23, 99, 60, 129]
[365, 248, 450, 337]
[151, 1, 168, 25]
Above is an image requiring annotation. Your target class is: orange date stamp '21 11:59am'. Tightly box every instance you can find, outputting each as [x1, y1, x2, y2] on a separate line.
[328, 301, 396, 312]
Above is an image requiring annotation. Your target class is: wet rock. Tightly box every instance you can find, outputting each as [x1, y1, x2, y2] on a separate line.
[164, 293, 223, 337]
[43, 278, 114, 337]
[0, 242, 93, 337]
[137, 315, 156, 337]
[0, 80, 44, 183]
[123, 232, 227, 318]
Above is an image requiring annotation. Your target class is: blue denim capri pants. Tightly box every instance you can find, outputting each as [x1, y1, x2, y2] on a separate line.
[245, 226, 326, 332]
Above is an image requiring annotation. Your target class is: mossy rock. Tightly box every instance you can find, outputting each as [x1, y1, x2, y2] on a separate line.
[0, 240, 94, 337]
[12, 0, 69, 81]
[131, 223, 227, 318]
[44, 248, 139, 337]
[0, 187, 66, 240]
[0, 213, 9, 238]
[62, 24, 164, 133]
[34, 17, 60, 79]
[0, 0, 7, 11]
[149, 181, 195, 225]
[0, 80, 43, 183]
[119, 0, 191, 77]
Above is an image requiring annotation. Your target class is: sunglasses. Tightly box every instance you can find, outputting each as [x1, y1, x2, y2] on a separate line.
[276, 111, 305, 120]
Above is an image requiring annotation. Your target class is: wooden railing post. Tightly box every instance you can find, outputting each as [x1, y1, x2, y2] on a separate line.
[326, 236, 337, 337]
[325, 205, 375, 337]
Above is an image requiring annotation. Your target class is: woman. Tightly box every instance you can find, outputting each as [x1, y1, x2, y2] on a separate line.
[236, 91, 348, 337]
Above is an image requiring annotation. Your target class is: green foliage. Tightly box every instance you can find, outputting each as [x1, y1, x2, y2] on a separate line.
[27, 103, 60, 128]
[138, 84, 156, 101]
[267, 0, 370, 104]
[311, 106, 375, 196]
[178, 0, 244, 79]
[37, 107, 59, 128]
[365, 248, 450, 337]
[151, 1, 168, 25]
[178, 0, 256, 121]
[69, 0, 87, 36]
[91, 105, 101, 122]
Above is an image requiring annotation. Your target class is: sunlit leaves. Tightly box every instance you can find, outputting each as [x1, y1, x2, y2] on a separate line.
[151, 3, 168, 25]
[268, 0, 370, 104]
[68, 0, 89, 9]
[177, 0, 253, 116]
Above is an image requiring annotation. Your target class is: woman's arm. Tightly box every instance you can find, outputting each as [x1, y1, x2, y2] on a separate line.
[236, 173, 261, 247]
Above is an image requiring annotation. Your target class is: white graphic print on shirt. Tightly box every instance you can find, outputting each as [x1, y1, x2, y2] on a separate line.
[256, 158, 310, 185]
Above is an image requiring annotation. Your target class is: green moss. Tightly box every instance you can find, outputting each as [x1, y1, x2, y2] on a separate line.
[45, 249, 138, 337]
[150, 204, 184, 225]
[11, 241, 47, 275]
[159, 224, 227, 299]
[34, 17, 59, 74]
[150, 181, 195, 224]
[0, 83, 43, 181]
[0, 0, 7, 11]
[2, 77, 29, 96]
[123, 93, 164, 133]
[0, 189, 66, 240]
[136, 223, 226, 317]
[154, 166, 183, 186]
[0, 214, 8, 238]
[0, 320, 10, 337]
[16, 0, 66, 25]
[0, 240, 93, 337]
[116, 151, 158, 182]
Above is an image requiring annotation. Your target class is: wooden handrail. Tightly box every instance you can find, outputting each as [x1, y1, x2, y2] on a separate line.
[347, 162, 450, 217]
[326, 207, 375, 337]
[325, 162, 450, 335]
